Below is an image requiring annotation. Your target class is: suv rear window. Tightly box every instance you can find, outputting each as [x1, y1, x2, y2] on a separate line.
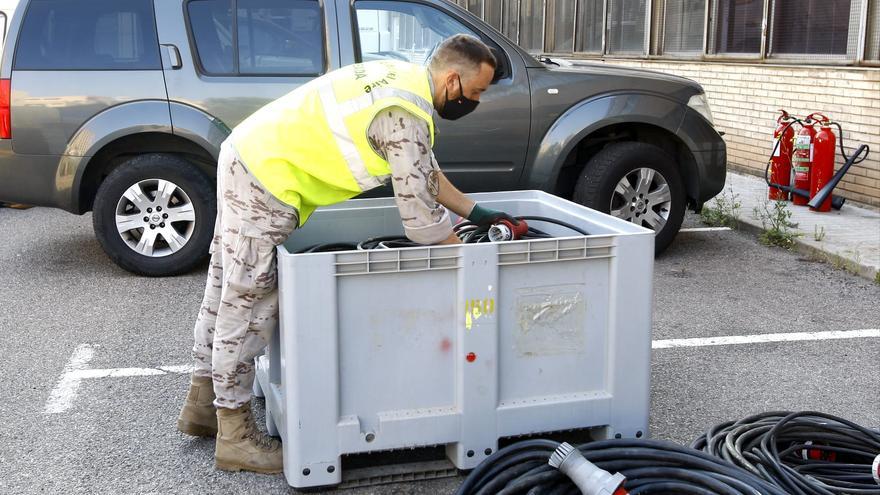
[187, 0, 324, 76]
[14, 0, 161, 70]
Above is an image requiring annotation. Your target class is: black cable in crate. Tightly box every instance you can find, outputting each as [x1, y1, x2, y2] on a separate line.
[297, 216, 590, 253]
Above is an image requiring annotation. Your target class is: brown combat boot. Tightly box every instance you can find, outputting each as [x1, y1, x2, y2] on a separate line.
[215, 402, 282, 474]
[177, 375, 218, 437]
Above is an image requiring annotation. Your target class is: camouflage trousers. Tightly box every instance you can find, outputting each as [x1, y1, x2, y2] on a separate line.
[191, 140, 298, 409]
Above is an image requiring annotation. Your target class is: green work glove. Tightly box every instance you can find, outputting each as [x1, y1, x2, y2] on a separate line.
[467, 204, 519, 227]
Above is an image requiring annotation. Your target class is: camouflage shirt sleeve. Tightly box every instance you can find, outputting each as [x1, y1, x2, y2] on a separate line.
[367, 106, 453, 245]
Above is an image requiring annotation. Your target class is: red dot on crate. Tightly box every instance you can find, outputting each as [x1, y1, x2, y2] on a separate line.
[466, 352, 477, 362]
[440, 338, 452, 352]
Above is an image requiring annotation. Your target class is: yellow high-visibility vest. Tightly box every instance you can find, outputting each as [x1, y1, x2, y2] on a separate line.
[230, 60, 436, 226]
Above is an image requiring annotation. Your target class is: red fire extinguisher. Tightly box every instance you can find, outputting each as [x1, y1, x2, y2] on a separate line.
[810, 114, 836, 212]
[769, 110, 794, 200]
[791, 116, 817, 206]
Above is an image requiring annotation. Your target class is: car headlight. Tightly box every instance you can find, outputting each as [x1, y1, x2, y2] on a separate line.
[688, 93, 715, 127]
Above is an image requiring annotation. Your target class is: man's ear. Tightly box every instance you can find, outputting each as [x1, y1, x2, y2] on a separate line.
[445, 70, 460, 88]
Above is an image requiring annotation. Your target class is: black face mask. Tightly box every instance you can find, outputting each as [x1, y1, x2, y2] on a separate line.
[439, 76, 479, 120]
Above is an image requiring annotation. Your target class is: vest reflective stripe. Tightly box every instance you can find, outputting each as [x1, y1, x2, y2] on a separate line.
[318, 85, 435, 191]
[317, 86, 384, 191]
[332, 87, 435, 121]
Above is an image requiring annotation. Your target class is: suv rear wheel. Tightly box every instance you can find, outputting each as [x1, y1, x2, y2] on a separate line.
[93, 153, 215, 276]
[573, 142, 685, 254]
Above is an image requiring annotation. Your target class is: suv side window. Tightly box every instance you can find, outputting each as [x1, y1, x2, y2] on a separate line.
[14, 0, 161, 70]
[354, 1, 478, 65]
[187, 0, 324, 76]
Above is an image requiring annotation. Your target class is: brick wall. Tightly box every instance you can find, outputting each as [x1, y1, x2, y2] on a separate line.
[596, 59, 880, 207]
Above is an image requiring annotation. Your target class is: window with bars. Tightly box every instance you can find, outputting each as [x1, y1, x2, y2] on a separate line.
[458, 0, 875, 63]
[459, 0, 502, 30]
[467, 0, 482, 16]
[663, 0, 706, 53]
[606, 0, 647, 53]
[575, 0, 604, 52]
[769, 0, 862, 59]
[484, 0, 503, 30]
[710, 0, 763, 54]
[869, 0, 880, 60]
[546, 0, 577, 52]
[519, 0, 545, 51]
[501, 0, 519, 41]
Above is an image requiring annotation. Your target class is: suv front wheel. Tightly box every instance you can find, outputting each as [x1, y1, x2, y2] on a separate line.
[93, 153, 216, 276]
[573, 142, 685, 254]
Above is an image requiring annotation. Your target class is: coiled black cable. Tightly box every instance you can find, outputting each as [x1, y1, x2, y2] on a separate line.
[298, 242, 358, 253]
[453, 216, 588, 237]
[297, 216, 589, 253]
[691, 411, 880, 495]
[456, 438, 790, 495]
[356, 235, 421, 250]
[518, 216, 590, 236]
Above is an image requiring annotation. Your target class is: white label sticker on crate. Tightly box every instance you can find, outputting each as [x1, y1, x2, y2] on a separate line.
[516, 285, 586, 356]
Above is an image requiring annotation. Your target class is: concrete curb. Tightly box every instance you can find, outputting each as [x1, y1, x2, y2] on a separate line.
[728, 217, 879, 282]
[707, 171, 880, 284]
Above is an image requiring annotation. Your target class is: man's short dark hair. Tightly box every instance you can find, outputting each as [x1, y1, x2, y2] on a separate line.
[428, 34, 497, 78]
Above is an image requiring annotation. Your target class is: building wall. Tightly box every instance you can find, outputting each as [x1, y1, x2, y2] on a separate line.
[576, 60, 880, 207]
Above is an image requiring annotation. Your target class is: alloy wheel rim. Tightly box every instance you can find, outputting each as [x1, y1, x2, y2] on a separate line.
[609, 167, 672, 231]
[115, 179, 196, 257]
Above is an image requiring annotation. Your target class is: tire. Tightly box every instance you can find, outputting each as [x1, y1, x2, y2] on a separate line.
[573, 142, 686, 254]
[93, 153, 216, 277]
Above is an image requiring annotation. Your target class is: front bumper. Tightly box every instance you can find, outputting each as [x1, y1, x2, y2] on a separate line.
[677, 109, 727, 208]
[693, 145, 727, 205]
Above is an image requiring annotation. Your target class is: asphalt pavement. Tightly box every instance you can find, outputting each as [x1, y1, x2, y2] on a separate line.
[1, 206, 878, 494]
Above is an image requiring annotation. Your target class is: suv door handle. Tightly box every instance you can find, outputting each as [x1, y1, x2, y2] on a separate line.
[161, 44, 182, 70]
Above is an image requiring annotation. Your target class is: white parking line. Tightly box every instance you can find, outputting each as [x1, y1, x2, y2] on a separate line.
[45, 329, 880, 414]
[678, 227, 732, 233]
[72, 367, 181, 379]
[44, 354, 193, 414]
[652, 329, 880, 349]
[44, 344, 95, 414]
[159, 364, 196, 374]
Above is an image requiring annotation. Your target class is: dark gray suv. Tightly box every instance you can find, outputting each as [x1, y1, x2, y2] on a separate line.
[0, 0, 725, 276]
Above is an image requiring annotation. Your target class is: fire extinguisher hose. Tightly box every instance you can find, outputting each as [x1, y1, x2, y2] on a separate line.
[691, 411, 880, 495]
[764, 117, 871, 210]
[830, 121, 871, 167]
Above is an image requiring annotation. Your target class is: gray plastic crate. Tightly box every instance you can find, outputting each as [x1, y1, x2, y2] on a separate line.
[253, 190, 654, 489]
